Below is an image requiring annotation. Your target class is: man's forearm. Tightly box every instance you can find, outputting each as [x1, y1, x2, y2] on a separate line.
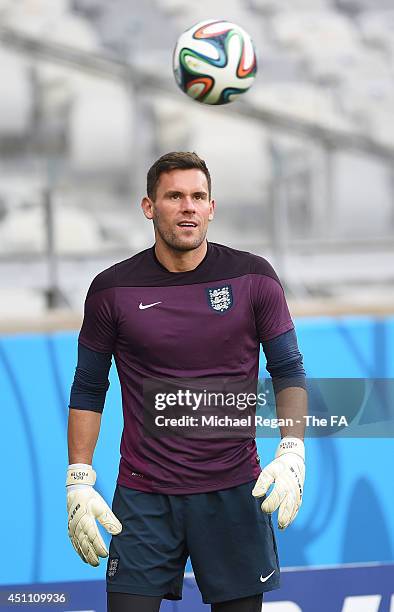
[275, 386, 307, 440]
[68, 408, 102, 464]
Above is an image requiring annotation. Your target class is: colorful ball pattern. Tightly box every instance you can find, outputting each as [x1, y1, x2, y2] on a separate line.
[173, 19, 257, 105]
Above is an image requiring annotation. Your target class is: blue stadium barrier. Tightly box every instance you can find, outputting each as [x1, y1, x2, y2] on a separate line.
[1, 565, 393, 612]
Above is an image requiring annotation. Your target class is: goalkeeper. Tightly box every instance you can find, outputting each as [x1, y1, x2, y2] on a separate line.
[67, 151, 307, 612]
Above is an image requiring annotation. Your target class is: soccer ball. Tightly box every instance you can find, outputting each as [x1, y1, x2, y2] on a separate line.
[173, 19, 257, 105]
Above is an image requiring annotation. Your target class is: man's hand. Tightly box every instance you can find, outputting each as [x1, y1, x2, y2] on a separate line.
[252, 437, 305, 530]
[66, 464, 122, 566]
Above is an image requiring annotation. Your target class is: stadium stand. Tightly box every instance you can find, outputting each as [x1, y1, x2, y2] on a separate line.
[0, 0, 392, 314]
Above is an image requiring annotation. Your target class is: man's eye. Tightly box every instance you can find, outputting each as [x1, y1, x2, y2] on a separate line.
[170, 194, 180, 200]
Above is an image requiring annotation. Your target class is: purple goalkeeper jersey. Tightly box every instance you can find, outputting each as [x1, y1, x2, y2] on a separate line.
[78, 242, 294, 494]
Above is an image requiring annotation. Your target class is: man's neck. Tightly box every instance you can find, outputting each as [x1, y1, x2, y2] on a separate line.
[155, 240, 208, 273]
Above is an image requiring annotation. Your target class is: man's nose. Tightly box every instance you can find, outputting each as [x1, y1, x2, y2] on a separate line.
[182, 196, 196, 212]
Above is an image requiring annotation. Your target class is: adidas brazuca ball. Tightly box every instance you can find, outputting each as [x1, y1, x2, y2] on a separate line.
[173, 19, 257, 105]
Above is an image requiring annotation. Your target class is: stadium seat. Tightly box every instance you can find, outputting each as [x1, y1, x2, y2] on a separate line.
[42, 13, 99, 51]
[2, 0, 70, 36]
[157, 0, 257, 35]
[0, 202, 107, 254]
[271, 11, 368, 84]
[358, 9, 394, 55]
[338, 65, 394, 138]
[0, 289, 46, 316]
[365, 107, 394, 145]
[69, 79, 134, 171]
[0, 50, 31, 135]
[336, 0, 394, 13]
[252, 82, 351, 130]
[155, 0, 189, 15]
[249, 0, 330, 13]
[272, 10, 360, 53]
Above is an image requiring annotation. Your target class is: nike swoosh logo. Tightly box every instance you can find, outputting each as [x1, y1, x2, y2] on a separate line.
[260, 569, 275, 583]
[139, 301, 162, 310]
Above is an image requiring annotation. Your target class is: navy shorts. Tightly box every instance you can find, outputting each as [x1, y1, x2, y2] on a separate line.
[106, 480, 280, 605]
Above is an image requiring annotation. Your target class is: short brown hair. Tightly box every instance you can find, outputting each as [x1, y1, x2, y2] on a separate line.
[147, 151, 211, 200]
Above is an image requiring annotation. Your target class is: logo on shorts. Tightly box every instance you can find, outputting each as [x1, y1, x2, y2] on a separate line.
[107, 557, 119, 578]
[206, 285, 233, 314]
[260, 569, 275, 583]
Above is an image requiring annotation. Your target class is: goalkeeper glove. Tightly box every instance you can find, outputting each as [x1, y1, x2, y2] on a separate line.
[66, 463, 122, 566]
[252, 437, 305, 530]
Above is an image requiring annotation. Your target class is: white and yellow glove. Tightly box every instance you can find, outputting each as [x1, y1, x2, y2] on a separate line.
[252, 437, 305, 530]
[66, 464, 122, 566]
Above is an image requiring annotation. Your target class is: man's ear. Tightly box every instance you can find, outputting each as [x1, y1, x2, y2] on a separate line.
[208, 199, 215, 221]
[141, 196, 154, 220]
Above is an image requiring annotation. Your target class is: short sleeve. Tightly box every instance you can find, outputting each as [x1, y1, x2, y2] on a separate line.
[251, 273, 294, 342]
[78, 268, 117, 354]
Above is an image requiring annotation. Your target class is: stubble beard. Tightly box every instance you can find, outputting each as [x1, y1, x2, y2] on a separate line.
[154, 220, 207, 253]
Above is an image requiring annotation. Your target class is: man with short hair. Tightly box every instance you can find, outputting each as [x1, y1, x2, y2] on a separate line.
[67, 152, 307, 612]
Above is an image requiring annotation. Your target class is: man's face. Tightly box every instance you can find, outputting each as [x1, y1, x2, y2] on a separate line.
[142, 168, 215, 252]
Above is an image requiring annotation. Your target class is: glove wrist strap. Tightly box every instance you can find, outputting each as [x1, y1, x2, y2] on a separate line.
[276, 436, 305, 461]
[66, 464, 96, 486]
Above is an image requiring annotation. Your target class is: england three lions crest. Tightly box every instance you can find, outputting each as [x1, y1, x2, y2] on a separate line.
[206, 284, 233, 314]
